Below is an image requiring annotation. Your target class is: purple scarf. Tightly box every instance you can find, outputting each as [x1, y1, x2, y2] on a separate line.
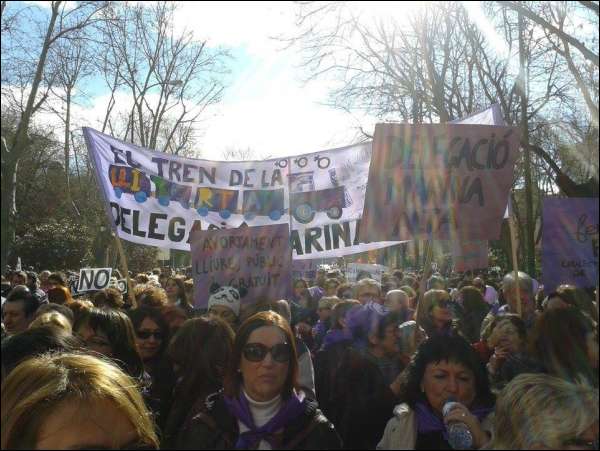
[414, 401, 492, 441]
[224, 391, 307, 449]
[322, 328, 352, 349]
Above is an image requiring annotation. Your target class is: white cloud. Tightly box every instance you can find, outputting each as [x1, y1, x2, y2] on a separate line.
[173, 2, 297, 58]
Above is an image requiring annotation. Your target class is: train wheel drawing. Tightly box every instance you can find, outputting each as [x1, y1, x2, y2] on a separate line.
[197, 207, 209, 217]
[158, 196, 170, 207]
[244, 211, 257, 221]
[114, 188, 123, 199]
[219, 209, 231, 219]
[269, 210, 282, 221]
[134, 191, 147, 203]
[293, 203, 315, 224]
[326, 205, 343, 219]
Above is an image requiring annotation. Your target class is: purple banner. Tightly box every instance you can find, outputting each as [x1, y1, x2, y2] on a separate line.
[190, 224, 292, 308]
[542, 198, 599, 292]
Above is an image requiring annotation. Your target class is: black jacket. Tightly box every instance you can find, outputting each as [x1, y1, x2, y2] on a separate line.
[170, 390, 342, 450]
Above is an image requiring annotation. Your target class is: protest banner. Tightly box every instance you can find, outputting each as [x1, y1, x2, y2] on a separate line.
[190, 224, 292, 309]
[542, 198, 599, 292]
[452, 240, 488, 272]
[346, 263, 390, 282]
[83, 127, 403, 258]
[360, 123, 520, 243]
[77, 268, 113, 293]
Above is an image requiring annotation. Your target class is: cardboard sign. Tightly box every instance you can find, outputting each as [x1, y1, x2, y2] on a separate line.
[542, 198, 599, 292]
[190, 224, 292, 308]
[77, 268, 113, 293]
[346, 263, 390, 282]
[360, 123, 519, 242]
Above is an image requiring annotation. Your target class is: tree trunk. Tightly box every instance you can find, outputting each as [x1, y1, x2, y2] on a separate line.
[1, 3, 60, 272]
[519, 12, 536, 278]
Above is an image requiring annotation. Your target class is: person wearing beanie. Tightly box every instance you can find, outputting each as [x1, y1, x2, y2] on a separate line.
[207, 286, 241, 330]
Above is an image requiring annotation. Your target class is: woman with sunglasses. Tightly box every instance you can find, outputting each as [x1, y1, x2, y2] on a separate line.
[127, 307, 174, 426]
[178, 311, 342, 449]
[415, 289, 463, 339]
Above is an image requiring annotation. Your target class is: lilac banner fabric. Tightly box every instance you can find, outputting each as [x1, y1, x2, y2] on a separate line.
[190, 224, 292, 308]
[360, 124, 520, 242]
[542, 198, 599, 292]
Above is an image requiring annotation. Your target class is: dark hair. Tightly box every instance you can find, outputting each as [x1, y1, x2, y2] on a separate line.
[482, 313, 527, 343]
[373, 311, 404, 340]
[35, 303, 75, 325]
[5, 286, 39, 318]
[166, 277, 194, 309]
[555, 285, 598, 321]
[164, 316, 234, 443]
[224, 311, 299, 399]
[93, 287, 124, 310]
[127, 307, 170, 360]
[47, 286, 73, 305]
[293, 278, 308, 289]
[1, 326, 83, 378]
[397, 335, 494, 409]
[74, 308, 144, 379]
[47, 272, 67, 287]
[530, 308, 598, 387]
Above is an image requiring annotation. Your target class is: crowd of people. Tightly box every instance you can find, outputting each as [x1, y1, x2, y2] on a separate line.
[0, 264, 598, 449]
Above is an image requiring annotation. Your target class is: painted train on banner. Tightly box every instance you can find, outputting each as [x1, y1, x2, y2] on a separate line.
[108, 163, 348, 224]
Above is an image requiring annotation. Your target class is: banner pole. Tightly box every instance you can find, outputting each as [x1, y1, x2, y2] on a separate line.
[287, 157, 294, 297]
[113, 234, 137, 309]
[508, 207, 522, 317]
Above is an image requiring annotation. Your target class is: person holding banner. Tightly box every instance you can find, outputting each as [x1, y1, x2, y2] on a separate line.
[177, 311, 342, 449]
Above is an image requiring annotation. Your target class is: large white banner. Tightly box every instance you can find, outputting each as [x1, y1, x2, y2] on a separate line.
[83, 127, 402, 258]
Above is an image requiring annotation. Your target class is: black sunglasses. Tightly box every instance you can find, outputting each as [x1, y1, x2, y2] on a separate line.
[136, 330, 163, 340]
[242, 343, 291, 363]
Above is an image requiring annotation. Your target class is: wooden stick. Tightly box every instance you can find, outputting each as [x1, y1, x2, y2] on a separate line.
[113, 234, 137, 309]
[508, 209, 522, 317]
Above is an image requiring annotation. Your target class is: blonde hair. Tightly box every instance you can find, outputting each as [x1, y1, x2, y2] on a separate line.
[1, 353, 159, 449]
[492, 373, 599, 449]
[29, 312, 72, 335]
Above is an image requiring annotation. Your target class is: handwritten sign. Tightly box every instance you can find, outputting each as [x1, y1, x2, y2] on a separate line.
[360, 124, 519, 242]
[190, 224, 292, 308]
[542, 198, 599, 292]
[77, 268, 113, 293]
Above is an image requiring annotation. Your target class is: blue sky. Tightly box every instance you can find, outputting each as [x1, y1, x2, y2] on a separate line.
[5, 1, 378, 160]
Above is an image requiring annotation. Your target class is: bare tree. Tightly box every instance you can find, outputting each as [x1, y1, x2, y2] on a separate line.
[99, 2, 230, 155]
[0, 1, 107, 271]
[45, 31, 94, 207]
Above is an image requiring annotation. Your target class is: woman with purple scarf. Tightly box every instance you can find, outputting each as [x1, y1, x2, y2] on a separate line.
[378, 335, 495, 450]
[178, 311, 342, 450]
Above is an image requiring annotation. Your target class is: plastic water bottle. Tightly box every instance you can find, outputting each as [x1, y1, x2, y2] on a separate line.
[443, 398, 473, 450]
